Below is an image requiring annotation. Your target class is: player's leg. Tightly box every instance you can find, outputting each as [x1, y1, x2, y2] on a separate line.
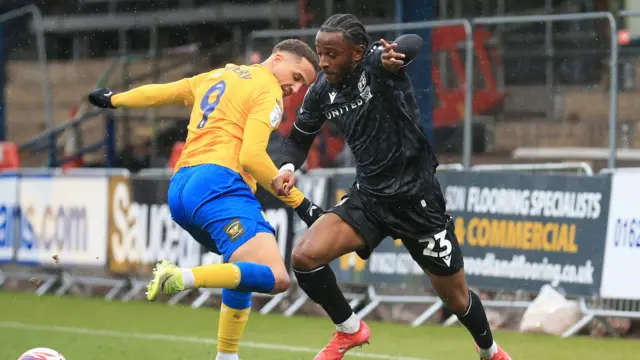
[151, 164, 288, 298]
[158, 165, 288, 360]
[148, 222, 288, 298]
[212, 231, 290, 359]
[292, 192, 384, 359]
[177, 230, 289, 294]
[172, 229, 286, 360]
[215, 289, 252, 360]
[191, 214, 288, 360]
[400, 215, 511, 360]
[164, 225, 259, 360]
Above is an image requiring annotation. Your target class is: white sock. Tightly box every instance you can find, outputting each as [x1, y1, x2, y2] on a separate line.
[215, 352, 239, 360]
[181, 268, 195, 289]
[335, 312, 360, 334]
[478, 341, 498, 359]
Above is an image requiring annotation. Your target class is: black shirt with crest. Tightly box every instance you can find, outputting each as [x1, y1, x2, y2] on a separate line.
[285, 41, 441, 202]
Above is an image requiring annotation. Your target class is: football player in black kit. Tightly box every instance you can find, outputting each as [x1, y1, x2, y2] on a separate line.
[271, 14, 512, 360]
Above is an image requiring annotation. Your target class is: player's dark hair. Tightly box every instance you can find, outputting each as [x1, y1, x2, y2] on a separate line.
[319, 13, 370, 49]
[273, 39, 319, 69]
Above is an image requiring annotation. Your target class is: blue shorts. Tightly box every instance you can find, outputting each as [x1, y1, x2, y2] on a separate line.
[167, 164, 275, 262]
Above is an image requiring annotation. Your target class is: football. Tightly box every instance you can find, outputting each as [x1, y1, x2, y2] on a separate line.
[18, 348, 66, 360]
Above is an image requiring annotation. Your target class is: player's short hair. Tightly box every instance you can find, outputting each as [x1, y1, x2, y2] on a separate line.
[273, 39, 319, 69]
[320, 13, 370, 49]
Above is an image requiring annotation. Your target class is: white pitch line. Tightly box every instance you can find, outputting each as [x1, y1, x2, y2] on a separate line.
[0, 321, 431, 360]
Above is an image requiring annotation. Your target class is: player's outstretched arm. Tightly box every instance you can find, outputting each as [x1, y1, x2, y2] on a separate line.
[88, 72, 208, 109]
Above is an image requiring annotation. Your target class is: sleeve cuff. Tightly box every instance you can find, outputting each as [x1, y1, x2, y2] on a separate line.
[279, 163, 296, 174]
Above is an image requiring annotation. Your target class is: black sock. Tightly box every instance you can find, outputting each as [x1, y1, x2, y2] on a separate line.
[294, 266, 353, 325]
[455, 290, 494, 349]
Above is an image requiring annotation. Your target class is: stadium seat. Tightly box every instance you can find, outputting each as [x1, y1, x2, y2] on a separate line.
[167, 141, 185, 169]
[0, 142, 20, 170]
[61, 157, 84, 171]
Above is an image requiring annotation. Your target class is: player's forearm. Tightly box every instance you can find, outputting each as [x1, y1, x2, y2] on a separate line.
[241, 119, 306, 208]
[239, 151, 305, 208]
[279, 124, 316, 170]
[111, 80, 191, 108]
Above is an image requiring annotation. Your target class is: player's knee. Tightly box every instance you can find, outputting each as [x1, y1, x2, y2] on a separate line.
[443, 291, 470, 314]
[271, 269, 290, 294]
[291, 230, 329, 270]
[436, 282, 470, 314]
[291, 246, 322, 271]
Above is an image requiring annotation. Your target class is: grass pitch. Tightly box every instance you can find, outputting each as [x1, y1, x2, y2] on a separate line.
[0, 290, 636, 359]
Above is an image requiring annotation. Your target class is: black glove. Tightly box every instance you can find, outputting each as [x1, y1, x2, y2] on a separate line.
[295, 197, 324, 227]
[88, 88, 117, 109]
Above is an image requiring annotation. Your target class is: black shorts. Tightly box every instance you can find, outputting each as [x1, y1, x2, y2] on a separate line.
[327, 185, 464, 276]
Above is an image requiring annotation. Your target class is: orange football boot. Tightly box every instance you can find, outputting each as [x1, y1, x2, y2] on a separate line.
[314, 320, 371, 360]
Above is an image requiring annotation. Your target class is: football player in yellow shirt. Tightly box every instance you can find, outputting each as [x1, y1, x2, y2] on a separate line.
[88, 39, 321, 360]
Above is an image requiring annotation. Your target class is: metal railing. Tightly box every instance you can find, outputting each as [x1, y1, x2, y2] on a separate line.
[8, 11, 624, 171]
[470, 12, 618, 169]
[247, 19, 475, 168]
[248, 12, 620, 169]
[471, 162, 594, 176]
[19, 109, 116, 168]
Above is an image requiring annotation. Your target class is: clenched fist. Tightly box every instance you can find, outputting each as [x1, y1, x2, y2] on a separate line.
[88, 88, 117, 109]
[380, 39, 406, 73]
[271, 167, 296, 197]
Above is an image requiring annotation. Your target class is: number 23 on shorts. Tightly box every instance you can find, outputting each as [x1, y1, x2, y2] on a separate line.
[419, 228, 453, 265]
[197, 80, 227, 129]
